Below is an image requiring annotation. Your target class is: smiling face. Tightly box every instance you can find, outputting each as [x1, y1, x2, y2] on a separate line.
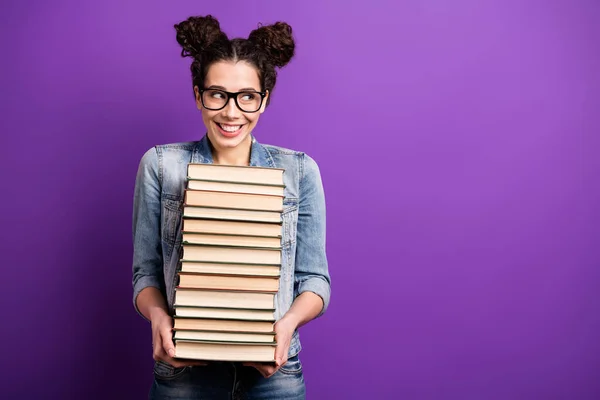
[194, 60, 269, 152]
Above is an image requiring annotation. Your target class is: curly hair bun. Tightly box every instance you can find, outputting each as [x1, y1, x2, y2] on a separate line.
[248, 22, 295, 67]
[174, 15, 228, 59]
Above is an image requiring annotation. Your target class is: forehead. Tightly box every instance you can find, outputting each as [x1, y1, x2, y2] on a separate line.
[205, 61, 260, 90]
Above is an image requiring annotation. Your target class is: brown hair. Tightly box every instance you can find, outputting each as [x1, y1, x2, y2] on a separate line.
[174, 15, 295, 106]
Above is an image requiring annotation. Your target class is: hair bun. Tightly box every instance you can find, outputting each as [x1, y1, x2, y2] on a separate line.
[174, 15, 228, 59]
[248, 22, 295, 67]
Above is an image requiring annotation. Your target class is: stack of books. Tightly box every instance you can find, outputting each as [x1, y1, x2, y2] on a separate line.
[172, 163, 285, 363]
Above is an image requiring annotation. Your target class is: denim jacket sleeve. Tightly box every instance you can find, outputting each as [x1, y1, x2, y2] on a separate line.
[131, 147, 164, 321]
[294, 154, 331, 317]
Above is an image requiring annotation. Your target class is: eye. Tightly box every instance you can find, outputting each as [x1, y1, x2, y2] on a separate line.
[238, 92, 259, 104]
[208, 90, 225, 99]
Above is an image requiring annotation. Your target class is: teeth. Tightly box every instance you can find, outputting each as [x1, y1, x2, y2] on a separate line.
[219, 124, 241, 133]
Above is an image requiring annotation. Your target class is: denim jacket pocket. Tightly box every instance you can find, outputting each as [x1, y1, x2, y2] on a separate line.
[281, 198, 298, 248]
[162, 196, 182, 252]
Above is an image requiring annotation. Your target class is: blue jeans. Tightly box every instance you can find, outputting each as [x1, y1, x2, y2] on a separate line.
[149, 355, 306, 399]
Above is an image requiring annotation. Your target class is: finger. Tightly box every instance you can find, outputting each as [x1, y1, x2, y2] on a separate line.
[183, 360, 209, 367]
[157, 353, 209, 368]
[170, 359, 208, 368]
[152, 338, 168, 361]
[160, 328, 176, 358]
[274, 348, 282, 365]
[166, 358, 187, 368]
[264, 366, 277, 378]
[258, 364, 277, 378]
[243, 362, 270, 378]
[276, 356, 287, 368]
[259, 369, 271, 378]
[275, 345, 289, 367]
[275, 351, 284, 366]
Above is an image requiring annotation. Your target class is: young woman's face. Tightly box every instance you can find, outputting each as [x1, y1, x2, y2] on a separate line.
[194, 60, 268, 151]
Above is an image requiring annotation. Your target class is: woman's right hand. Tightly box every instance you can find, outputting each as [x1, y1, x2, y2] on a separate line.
[151, 309, 208, 368]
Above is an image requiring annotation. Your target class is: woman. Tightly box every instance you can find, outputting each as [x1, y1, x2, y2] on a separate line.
[131, 15, 331, 399]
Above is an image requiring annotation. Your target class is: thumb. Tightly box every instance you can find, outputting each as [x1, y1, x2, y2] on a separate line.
[275, 347, 285, 366]
[161, 328, 176, 358]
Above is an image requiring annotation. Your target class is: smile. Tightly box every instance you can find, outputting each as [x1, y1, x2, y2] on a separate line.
[217, 123, 243, 133]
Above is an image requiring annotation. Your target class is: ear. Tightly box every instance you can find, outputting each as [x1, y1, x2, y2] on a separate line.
[193, 86, 202, 110]
[259, 90, 269, 114]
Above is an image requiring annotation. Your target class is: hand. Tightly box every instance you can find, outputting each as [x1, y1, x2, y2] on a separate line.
[151, 309, 208, 368]
[243, 315, 297, 378]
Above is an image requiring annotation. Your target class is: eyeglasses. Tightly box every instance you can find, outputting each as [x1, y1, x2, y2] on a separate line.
[199, 88, 267, 113]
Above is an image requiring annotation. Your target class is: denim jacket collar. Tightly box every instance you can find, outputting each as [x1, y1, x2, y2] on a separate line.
[192, 134, 275, 168]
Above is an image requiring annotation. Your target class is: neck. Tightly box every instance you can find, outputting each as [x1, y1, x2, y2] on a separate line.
[211, 135, 252, 166]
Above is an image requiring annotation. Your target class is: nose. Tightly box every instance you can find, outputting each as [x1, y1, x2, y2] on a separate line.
[222, 97, 240, 119]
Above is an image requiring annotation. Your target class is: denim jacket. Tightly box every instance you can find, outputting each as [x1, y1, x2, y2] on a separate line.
[131, 134, 331, 358]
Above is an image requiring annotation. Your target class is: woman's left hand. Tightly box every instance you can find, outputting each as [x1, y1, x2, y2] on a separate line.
[243, 315, 297, 378]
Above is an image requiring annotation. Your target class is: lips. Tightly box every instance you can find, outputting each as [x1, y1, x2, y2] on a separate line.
[216, 122, 244, 137]
[217, 123, 242, 132]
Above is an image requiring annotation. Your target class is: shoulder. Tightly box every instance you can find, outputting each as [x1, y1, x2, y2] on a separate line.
[260, 143, 324, 202]
[153, 141, 198, 158]
[138, 141, 199, 165]
[261, 143, 321, 179]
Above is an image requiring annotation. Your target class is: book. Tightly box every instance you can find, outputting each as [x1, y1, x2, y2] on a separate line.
[179, 261, 280, 277]
[174, 340, 276, 362]
[174, 306, 276, 321]
[182, 206, 282, 224]
[175, 288, 276, 310]
[181, 244, 282, 265]
[173, 329, 276, 343]
[187, 179, 285, 197]
[173, 317, 274, 333]
[187, 163, 284, 185]
[177, 272, 280, 292]
[182, 231, 282, 248]
[184, 190, 284, 212]
[182, 218, 282, 237]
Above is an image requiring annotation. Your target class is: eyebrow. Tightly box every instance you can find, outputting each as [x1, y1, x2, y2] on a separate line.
[207, 85, 260, 92]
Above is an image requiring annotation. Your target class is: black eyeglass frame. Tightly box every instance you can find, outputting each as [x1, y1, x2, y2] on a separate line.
[198, 88, 268, 113]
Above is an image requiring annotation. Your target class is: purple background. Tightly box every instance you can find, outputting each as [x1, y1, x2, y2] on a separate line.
[1, 0, 599, 399]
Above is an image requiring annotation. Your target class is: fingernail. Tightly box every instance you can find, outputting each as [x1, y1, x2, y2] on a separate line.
[168, 349, 175, 357]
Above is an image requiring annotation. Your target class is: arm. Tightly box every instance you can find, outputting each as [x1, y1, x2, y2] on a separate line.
[131, 147, 166, 322]
[280, 291, 324, 330]
[289, 153, 331, 321]
[136, 287, 169, 322]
